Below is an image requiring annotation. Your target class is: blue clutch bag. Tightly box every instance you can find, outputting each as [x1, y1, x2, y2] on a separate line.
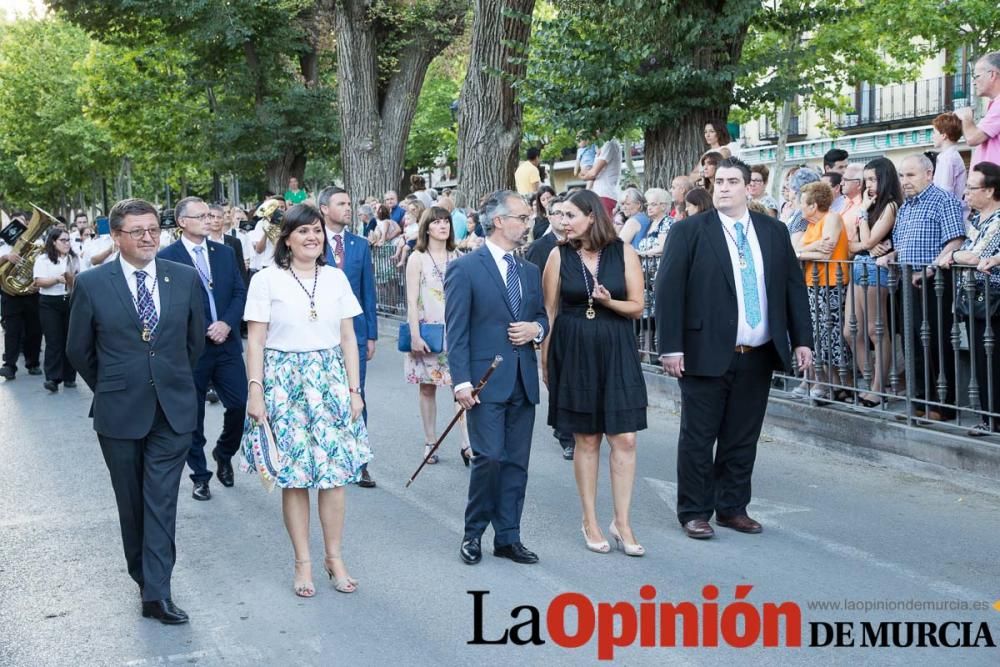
[398, 323, 445, 354]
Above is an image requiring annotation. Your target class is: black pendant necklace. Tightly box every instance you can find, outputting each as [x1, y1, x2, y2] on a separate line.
[290, 264, 320, 321]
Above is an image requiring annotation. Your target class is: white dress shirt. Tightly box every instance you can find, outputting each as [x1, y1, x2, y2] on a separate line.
[181, 236, 213, 282]
[82, 235, 116, 270]
[248, 219, 275, 270]
[32, 254, 71, 296]
[718, 208, 770, 348]
[120, 256, 161, 317]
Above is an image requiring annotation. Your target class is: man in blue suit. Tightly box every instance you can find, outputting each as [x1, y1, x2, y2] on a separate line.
[159, 197, 247, 501]
[445, 191, 548, 566]
[318, 186, 379, 488]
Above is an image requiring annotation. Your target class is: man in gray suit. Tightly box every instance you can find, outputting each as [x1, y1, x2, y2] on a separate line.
[67, 198, 205, 625]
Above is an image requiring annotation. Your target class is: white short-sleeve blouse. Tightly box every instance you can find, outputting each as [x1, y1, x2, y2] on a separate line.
[244, 264, 362, 352]
[32, 254, 71, 296]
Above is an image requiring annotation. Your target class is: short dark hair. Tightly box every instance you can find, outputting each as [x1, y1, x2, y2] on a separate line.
[317, 185, 348, 208]
[109, 198, 158, 231]
[175, 196, 205, 223]
[526, 146, 541, 161]
[823, 148, 849, 170]
[716, 158, 752, 184]
[973, 161, 1000, 202]
[821, 172, 843, 188]
[272, 204, 328, 269]
[410, 174, 427, 191]
[73, 211, 88, 223]
[414, 206, 456, 253]
[563, 189, 618, 251]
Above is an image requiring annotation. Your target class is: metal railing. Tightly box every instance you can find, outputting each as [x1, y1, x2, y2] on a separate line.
[373, 245, 1000, 439]
[829, 76, 968, 130]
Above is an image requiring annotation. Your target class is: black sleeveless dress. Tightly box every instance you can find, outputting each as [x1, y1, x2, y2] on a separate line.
[547, 239, 648, 434]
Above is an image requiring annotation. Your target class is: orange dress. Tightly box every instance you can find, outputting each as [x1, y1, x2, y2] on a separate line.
[802, 213, 851, 287]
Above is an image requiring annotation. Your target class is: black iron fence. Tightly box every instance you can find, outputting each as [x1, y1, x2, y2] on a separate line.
[373, 245, 1000, 439]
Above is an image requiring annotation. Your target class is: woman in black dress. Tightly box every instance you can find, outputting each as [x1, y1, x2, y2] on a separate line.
[541, 189, 648, 557]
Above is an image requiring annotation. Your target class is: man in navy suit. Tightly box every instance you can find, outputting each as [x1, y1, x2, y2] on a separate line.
[317, 186, 379, 488]
[445, 190, 549, 566]
[159, 197, 247, 501]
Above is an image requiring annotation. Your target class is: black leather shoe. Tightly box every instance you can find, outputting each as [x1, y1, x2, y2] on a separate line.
[0, 366, 15, 380]
[141, 599, 189, 625]
[206, 388, 220, 404]
[212, 450, 234, 487]
[358, 469, 376, 488]
[63, 381, 76, 388]
[43, 380, 58, 392]
[562, 445, 575, 460]
[493, 542, 539, 564]
[192, 481, 211, 501]
[460, 538, 482, 565]
[27, 366, 42, 376]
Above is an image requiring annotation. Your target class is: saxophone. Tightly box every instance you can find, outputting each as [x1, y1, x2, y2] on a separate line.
[0, 205, 57, 296]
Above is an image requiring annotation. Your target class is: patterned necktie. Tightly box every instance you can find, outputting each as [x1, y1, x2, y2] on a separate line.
[503, 253, 521, 316]
[134, 270, 159, 332]
[733, 222, 762, 328]
[333, 234, 345, 269]
[192, 246, 219, 322]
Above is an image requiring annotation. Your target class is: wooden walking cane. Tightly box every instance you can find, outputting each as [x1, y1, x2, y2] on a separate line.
[405, 355, 503, 488]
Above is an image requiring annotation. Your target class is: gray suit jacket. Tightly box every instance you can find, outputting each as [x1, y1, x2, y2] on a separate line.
[67, 258, 206, 439]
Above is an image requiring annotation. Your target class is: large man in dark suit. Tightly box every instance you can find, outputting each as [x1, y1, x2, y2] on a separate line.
[445, 190, 549, 566]
[655, 159, 813, 540]
[67, 198, 205, 624]
[318, 186, 379, 488]
[159, 197, 248, 501]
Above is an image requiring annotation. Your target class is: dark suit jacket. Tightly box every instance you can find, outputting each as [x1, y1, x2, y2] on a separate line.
[654, 209, 812, 376]
[66, 258, 205, 439]
[524, 232, 559, 272]
[222, 233, 248, 286]
[158, 239, 246, 352]
[444, 244, 549, 404]
[325, 230, 378, 344]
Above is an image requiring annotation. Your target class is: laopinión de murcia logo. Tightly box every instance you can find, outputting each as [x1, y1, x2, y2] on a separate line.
[467, 586, 999, 660]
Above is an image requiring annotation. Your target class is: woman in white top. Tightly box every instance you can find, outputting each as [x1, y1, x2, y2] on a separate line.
[33, 227, 78, 392]
[243, 204, 373, 598]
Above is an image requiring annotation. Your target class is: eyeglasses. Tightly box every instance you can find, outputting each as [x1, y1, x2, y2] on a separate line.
[965, 185, 987, 191]
[972, 70, 998, 80]
[549, 210, 565, 217]
[119, 227, 161, 240]
[842, 178, 862, 183]
[182, 213, 211, 221]
[502, 214, 531, 225]
[648, 201, 668, 207]
[749, 178, 765, 184]
[56, 237, 70, 243]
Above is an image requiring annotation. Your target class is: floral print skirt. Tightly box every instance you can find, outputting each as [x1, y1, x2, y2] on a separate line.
[242, 347, 373, 489]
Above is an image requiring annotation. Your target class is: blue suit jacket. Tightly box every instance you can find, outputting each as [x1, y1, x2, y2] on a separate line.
[326, 230, 378, 344]
[444, 245, 548, 404]
[158, 239, 247, 352]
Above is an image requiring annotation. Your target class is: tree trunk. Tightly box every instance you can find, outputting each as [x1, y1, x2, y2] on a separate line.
[771, 97, 794, 203]
[456, 0, 535, 207]
[643, 107, 728, 191]
[265, 150, 306, 195]
[333, 0, 463, 210]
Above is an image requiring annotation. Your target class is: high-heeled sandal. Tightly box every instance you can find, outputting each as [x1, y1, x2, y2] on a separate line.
[581, 525, 611, 554]
[324, 555, 358, 594]
[423, 444, 439, 465]
[461, 446, 473, 467]
[609, 520, 645, 557]
[293, 558, 316, 598]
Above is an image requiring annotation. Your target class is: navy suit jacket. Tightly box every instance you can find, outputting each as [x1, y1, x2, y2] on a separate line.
[444, 244, 548, 404]
[158, 239, 247, 352]
[66, 258, 205, 439]
[325, 229, 378, 344]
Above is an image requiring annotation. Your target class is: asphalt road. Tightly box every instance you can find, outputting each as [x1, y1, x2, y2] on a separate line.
[1, 338, 999, 666]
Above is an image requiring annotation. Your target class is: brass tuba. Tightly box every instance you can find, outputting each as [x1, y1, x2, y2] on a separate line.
[255, 199, 284, 243]
[0, 204, 58, 296]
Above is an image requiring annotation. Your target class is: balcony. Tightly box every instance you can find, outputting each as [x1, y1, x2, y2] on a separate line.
[760, 115, 803, 142]
[830, 75, 971, 131]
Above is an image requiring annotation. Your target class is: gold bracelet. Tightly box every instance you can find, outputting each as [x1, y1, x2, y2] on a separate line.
[248, 379, 264, 392]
